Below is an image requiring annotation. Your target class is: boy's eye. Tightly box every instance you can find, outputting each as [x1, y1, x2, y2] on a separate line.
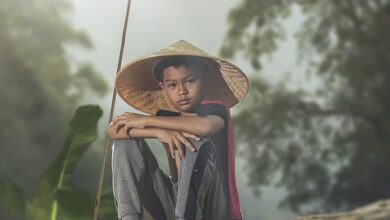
[167, 83, 176, 88]
[185, 79, 195, 84]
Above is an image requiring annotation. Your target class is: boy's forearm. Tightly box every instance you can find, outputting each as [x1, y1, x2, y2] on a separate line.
[127, 127, 160, 139]
[108, 126, 160, 140]
[145, 116, 211, 136]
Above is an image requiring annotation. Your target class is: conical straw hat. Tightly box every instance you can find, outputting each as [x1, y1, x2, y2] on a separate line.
[115, 40, 249, 114]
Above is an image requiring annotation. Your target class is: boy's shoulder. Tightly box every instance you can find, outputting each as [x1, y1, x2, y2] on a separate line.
[195, 101, 228, 123]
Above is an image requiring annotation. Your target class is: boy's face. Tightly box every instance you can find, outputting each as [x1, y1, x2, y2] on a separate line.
[158, 65, 204, 113]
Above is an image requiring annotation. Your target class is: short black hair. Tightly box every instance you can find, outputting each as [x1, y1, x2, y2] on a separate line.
[153, 56, 210, 82]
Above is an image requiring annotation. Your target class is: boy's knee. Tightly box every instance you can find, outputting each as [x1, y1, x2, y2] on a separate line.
[112, 139, 147, 174]
[112, 139, 143, 157]
[113, 138, 138, 147]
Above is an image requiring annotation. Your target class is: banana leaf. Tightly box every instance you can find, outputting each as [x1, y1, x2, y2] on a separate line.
[54, 187, 93, 220]
[30, 105, 102, 219]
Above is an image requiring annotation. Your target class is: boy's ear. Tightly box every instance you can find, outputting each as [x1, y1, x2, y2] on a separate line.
[158, 82, 165, 90]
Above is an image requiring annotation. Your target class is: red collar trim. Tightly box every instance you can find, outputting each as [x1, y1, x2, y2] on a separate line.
[199, 99, 243, 219]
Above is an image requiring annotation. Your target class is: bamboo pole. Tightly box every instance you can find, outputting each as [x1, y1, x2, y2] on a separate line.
[93, 0, 132, 219]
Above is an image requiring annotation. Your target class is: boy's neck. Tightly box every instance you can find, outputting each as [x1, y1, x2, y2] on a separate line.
[177, 97, 208, 115]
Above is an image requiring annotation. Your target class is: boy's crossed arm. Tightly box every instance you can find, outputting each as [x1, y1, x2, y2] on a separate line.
[113, 112, 224, 137]
[107, 124, 188, 182]
[108, 113, 224, 182]
[108, 112, 224, 159]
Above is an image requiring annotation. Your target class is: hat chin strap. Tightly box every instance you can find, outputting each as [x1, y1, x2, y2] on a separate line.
[93, 1, 133, 219]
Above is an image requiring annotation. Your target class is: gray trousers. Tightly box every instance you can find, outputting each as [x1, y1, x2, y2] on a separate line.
[111, 138, 229, 220]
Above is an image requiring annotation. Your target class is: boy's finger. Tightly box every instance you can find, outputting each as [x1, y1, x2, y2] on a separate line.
[183, 132, 197, 139]
[173, 140, 183, 160]
[114, 121, 126, 133]
[168, 142, 175, 159]
[125, 125, 133, 137]
[173, 139, 184, 160]
[124, 124, 132, 133]
[113, 121, 122, 131]
[181, 132, 200, 141]
[179, 136, 196, 152]
[113, 115, 126, 125]
[113, 118, 124, 128]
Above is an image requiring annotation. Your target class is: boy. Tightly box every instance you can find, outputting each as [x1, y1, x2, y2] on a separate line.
[108, 40, 248, 220]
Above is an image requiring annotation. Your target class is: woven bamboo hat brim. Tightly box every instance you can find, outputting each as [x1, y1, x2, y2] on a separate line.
[115, 40, 249, 115]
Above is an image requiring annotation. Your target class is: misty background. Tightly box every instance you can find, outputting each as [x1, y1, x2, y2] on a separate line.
[1, 0, 389, 219]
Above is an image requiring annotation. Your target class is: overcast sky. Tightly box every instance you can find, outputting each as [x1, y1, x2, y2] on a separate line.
[66, 0, 309, 219]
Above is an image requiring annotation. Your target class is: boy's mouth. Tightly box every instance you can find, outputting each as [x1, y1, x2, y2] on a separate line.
[178, 99, 191, 105]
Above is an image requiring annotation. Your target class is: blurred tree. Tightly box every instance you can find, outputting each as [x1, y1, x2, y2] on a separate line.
[0, 0, 107, 211]
[221, 0, 390, 214]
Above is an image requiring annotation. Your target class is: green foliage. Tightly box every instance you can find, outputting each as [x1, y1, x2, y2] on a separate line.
[0, 0, 108, 217]
[0, 177, 26, 218]
[54, 187, 93, 220]
[0, 105, 117, 220]
[32, 105, 102, 219]
[220, 0, 290, 69]
[223, 0, 390, 214]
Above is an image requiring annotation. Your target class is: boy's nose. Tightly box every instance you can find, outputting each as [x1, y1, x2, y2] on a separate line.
[178, 84, 189, 95]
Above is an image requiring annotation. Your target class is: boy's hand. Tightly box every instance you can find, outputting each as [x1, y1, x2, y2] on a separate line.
[107, 122, 129, 139]
[112, 112, 148, 134]
[156, 129, 200, 160]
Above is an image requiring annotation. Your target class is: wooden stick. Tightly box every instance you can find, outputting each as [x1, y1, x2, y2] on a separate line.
[93, 0, 132, 219]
